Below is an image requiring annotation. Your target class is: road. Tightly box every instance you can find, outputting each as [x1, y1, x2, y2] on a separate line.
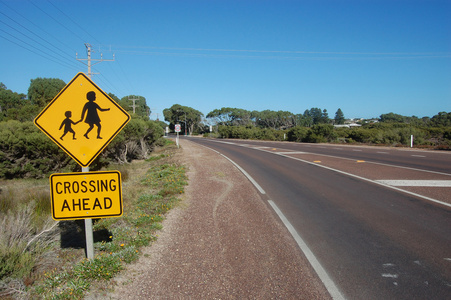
[184, 137, 451, 300]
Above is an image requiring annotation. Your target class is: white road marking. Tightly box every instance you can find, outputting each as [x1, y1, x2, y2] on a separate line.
[412, 155, 426, 158]
[268, 151, 451, 208]
[376, 180, 451, 187]
[383, 263, 395, 268]
[382, 273, 399, 278]
[205, 139, 451, 207]
[225, 140, 450, 176]
[275, 151, 307, 155]
[198, 144, 266, 195]
[197, 142, 345, 299]
[268, 200, 346, 300]
[377, 152, 389, 154]
[352, 149, 362, 152]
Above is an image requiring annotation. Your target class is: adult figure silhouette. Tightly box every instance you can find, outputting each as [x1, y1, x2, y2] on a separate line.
[79, 91, 110, 139]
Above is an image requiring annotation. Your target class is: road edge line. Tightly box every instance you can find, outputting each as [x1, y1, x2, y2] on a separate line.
[195, 144, 266, 194]
[268, 200, 346, 300]
[272, 152, 451, 209]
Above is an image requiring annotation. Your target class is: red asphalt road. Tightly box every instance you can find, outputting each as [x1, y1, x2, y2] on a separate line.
[185, 138, 451, 300]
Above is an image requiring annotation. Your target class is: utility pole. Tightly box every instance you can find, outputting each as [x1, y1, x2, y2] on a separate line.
[76, 43, 114, 79]
[75, 43, 114, 260]
[128, 96, 140, 114]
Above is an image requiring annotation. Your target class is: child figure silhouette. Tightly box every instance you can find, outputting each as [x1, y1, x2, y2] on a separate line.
[59, 111, 79, 140]
[79, 91, 110, 139]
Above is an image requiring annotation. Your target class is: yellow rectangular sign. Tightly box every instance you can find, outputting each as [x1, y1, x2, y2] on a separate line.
[49, 171, 122, 220]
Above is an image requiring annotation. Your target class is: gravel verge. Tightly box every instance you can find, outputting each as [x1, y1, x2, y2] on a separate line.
[105, 139, 331, 299]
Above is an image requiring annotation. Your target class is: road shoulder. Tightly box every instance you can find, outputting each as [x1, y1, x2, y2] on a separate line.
[107, 139, 331, 299]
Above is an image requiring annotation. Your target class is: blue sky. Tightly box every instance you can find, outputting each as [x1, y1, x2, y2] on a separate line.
[1, 0, 450, 121]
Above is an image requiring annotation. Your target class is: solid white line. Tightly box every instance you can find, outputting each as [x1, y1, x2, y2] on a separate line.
[197, 144, 266, 194]
[269, 152, 451, 208]
[261, 146, 450, 177]
[376, 180, 451, 187]
[268, 200, 346, 300]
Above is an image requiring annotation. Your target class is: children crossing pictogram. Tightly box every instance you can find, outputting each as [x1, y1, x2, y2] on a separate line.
[34, 73, 130, 167]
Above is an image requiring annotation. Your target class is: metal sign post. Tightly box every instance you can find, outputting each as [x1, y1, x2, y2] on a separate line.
[84, 166, 94, 259]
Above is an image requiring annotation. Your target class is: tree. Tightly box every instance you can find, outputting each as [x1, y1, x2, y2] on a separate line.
[206, 107, 252, 126]
[321, 109, 329, 124]
[27, 78, 66, 108]
[304, 108, 329, 125]
[0, 83, 31, 122]
[431, 112, 451, 127]
[380, 112, 406, 123]
[118, 95, 150, 120]
[334, 108, 345, 125]
[253, 110, 295, 129]
[163, 104, 204, 134]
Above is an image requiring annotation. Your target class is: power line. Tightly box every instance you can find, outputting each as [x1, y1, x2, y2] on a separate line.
[76, 43, 114, 78]
[46, 0, 102, 45]
[0, 12, 80, 69]
[110, 45, 451, 57]
[0, 0, 77, 57]
[0, 28, 79, 71]
[107, 45, 451, 60]
[27, 0, 86, 44]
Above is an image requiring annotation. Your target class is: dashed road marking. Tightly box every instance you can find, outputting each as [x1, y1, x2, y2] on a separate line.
[382, 273, 399, 278]
[275, 151, 307, 155]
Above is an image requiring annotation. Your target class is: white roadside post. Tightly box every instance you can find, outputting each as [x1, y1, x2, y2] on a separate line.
[175, 124, 181, 148]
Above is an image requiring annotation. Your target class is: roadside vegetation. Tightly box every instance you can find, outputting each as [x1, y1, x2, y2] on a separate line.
[0, 140, 187, 299]
[161, 104, 450, 150]
[203, 109, 451, 150]
[0, 78, 186, 298]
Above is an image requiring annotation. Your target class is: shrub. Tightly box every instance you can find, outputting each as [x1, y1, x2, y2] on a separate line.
[0, 120, 74, 178]
[104, 118, 164, 163]
[0, 117, 165, 179]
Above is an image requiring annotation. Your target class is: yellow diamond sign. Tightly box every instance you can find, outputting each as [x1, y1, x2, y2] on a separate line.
[34, 73, 130, 167]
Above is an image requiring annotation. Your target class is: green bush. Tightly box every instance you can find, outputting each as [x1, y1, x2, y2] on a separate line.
[218, 125, 286, 141]
[104, 118, 164, 163]
[287, 126, 309, 142]
[0, 120, 75, 178]
[0, 117, 165, 179]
